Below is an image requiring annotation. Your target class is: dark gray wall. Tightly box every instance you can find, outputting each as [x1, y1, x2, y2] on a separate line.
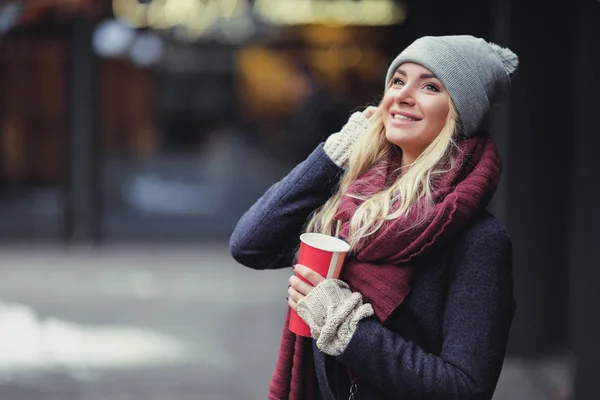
[503, 0, 576, 356]
[570, 0, 600, 397]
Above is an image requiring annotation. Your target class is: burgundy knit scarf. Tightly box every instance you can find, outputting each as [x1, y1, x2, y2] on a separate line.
[268, 135, 502, 400]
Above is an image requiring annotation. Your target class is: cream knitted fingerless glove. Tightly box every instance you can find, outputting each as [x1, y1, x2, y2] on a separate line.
[297, 279, 374, 356]
[323, 111, 371, 168]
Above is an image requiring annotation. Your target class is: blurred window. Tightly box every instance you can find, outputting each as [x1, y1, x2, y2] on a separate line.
[0, 34, 67, 239]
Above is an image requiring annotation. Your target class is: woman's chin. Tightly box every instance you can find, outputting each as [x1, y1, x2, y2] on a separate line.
[385, 132, 411, 148]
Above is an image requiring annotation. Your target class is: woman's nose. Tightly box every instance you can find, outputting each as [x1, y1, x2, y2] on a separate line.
[394, 87, 416, 106]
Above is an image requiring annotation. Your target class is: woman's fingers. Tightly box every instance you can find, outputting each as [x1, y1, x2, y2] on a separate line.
[287, 265, 326, 310]
[362, 106, 378, 119]
[288, 273, 314, 296]
[287, 296, 297, 311]
[287, 283, 303, 302]
[287, 285, 302, 311]
[293, 264, 325, 287]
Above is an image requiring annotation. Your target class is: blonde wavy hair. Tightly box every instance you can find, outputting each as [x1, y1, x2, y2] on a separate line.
[305, 98, 461, 251]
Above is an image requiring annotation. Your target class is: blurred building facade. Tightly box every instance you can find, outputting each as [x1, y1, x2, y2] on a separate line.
[0, 0, 406, 241]
[0, 0, 598, 397]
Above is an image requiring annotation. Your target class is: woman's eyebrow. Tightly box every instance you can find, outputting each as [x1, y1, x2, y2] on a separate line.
[396, 69, 439, 80]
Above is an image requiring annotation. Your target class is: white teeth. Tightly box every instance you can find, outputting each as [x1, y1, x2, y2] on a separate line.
[394, 114, 416, 121]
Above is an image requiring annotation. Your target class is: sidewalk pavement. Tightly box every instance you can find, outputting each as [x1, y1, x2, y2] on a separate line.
[0, 244, 573, 399]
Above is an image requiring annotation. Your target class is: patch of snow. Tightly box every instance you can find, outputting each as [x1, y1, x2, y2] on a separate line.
[0, 301, 190, 372]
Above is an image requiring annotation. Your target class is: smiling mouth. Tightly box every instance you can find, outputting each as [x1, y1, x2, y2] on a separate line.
[392, 113, 419, 122]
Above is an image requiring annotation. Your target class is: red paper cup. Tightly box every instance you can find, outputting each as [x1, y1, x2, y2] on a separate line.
[289, 232, 350, 337]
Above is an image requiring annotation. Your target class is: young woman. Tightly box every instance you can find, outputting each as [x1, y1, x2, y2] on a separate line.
[230, 35, 519, 399]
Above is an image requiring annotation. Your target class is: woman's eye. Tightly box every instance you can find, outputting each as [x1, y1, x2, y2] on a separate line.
[424, 83, 440, 92]
[392, 77, 404, 86]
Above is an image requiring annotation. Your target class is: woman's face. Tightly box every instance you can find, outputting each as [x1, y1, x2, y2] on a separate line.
[381, 62, 451, 162]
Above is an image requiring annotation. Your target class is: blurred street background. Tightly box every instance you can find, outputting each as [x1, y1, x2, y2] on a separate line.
[0, 0, 598, 399]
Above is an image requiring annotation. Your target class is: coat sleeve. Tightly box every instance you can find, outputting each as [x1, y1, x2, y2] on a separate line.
[229, 144, 343, 270]
[337, 230, 516, 399]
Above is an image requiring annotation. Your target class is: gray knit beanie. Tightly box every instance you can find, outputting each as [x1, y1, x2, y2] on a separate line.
[385, 35, 519, 137]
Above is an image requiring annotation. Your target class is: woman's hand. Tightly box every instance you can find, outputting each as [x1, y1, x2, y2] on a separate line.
[287, 264, 324, 311]
[362, 105, 378, 120]
[289, 271, 375, 355]
[323, 105, 379, 168]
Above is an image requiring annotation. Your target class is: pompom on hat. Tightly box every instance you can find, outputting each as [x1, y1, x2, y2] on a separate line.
[385, 35, 519, 137]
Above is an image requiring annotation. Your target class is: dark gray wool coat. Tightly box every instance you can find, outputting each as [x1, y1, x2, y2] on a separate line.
[230, 144, 516, 399]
